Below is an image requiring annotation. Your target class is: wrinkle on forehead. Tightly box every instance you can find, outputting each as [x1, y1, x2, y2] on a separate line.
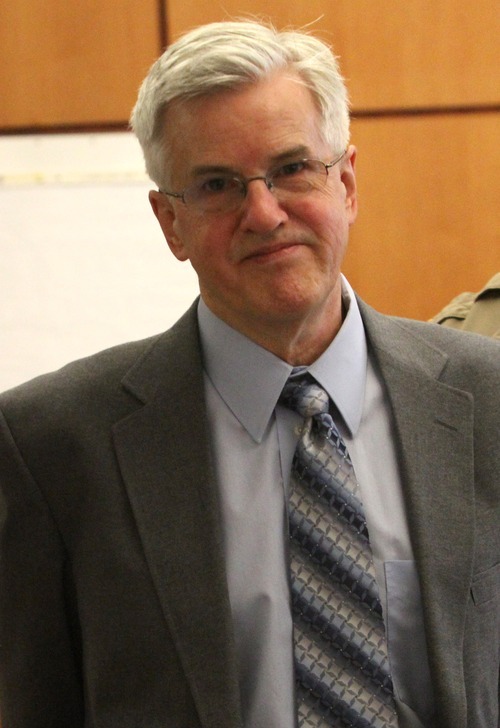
[162, 72, 329, 186]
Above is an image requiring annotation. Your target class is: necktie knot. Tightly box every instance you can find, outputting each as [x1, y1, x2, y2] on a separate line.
[280, 376, 330, 419]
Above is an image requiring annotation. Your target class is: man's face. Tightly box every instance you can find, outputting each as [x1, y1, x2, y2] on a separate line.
[150, 72, 357, 344]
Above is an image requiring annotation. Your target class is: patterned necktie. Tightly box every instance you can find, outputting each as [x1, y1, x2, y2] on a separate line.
[280, 374, 398, 728]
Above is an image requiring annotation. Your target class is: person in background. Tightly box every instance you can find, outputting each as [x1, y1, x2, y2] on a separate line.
[0, 20, 498, 728]
[431, 272, 500, 339]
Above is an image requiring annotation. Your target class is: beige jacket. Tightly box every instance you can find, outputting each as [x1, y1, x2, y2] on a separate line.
[431, 272, 500, 340]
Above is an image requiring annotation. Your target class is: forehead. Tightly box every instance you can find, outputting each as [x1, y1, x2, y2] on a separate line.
[163, 73, 327, 177]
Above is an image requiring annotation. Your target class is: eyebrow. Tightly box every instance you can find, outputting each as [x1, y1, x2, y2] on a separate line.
[190, 164, 235, 178]
[271, 145, 311, 164]
[189, 145, 313, 179]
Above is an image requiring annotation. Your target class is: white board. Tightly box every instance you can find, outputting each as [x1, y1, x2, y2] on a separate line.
[0, 132, 199, 391]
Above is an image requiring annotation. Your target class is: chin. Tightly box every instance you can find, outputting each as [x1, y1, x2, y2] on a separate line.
[256, 292, 321, 322]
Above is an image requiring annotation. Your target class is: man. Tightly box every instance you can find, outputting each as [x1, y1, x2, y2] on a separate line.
[431, 272, 500, 339]
[0, 20, 498, 728]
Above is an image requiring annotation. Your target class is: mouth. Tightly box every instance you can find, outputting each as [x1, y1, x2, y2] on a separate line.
[243, 241, 305, 264]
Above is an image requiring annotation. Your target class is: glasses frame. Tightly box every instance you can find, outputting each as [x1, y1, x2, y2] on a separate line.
[159, 149, 347, 210]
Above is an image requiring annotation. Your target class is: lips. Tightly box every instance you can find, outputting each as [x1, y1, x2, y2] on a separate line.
[243, 241, 305, 262]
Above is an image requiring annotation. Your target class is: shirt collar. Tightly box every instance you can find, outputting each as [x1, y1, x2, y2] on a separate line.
[197, 276, 367, 443]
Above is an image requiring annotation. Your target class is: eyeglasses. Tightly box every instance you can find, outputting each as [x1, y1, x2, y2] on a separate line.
[160, 149, 346, 213]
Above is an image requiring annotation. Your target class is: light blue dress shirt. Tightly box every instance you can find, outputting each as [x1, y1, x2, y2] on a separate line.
[197, 277, 433, 728]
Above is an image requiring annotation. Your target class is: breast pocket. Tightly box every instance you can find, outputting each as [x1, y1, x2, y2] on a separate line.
[470, 562, 500, 607]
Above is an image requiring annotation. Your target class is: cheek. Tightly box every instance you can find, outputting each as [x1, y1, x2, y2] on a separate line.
[294, 194, 345, 236]
[174, 214, 236, 268]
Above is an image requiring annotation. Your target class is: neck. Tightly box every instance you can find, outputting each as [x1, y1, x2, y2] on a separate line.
[255, 311, 344, 365]
[206, 296, 345, 366]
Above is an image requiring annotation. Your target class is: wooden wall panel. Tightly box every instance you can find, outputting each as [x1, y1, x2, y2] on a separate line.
[165, 0, 499, 110]
[0, 0, 161, 128]
[1, 0, 497, 321]
[344, 112, 499, 319]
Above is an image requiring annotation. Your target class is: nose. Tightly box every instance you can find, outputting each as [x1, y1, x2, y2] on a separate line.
[239, 177, 288, 234]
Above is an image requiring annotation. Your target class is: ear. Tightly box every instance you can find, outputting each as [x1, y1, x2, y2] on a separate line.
[149, 190, 190, 261]
[341, 145, 358, 224]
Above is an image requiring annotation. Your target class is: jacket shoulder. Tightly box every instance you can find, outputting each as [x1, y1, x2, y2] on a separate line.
[0, 301, 201, 415]
[359, 298, 500, 383]
[0, 335, 159, 408]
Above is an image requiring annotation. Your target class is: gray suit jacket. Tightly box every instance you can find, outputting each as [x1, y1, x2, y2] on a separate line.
[0, 299, 498, 728]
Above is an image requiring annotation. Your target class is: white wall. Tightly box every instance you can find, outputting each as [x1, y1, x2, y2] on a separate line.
[0, 132, 199, 391]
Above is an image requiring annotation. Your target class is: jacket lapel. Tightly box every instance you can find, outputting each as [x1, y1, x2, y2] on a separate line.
[360, 301, 474, 727]
[111, 304, 242, 727]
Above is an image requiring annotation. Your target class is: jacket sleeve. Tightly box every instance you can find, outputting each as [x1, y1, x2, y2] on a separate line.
[0, 410, 84, 727]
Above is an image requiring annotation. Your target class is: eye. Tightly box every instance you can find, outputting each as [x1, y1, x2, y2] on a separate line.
[274, 160, 308, 178]
[197, 176, 236, 195]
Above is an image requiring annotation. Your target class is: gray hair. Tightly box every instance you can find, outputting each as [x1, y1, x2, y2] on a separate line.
[130, 20, 350, 188]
